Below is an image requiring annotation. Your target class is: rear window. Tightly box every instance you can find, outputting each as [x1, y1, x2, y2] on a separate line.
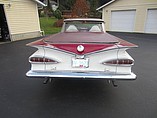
[64, 21, 103, 33]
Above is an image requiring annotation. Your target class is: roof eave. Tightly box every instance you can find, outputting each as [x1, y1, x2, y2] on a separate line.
[32, 0, 47, 7]
[96, 0, 116, 11]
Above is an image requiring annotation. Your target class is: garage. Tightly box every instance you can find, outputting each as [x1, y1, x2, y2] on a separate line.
[111, 10, 136, 32]
[145, 9, 157, 34]
[97, 0, 157, 34]
[0, 4, 10, 42]
[0, 0, 46, 41]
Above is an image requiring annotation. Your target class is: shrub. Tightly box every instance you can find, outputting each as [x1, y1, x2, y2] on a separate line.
[53, 19, 64, 27]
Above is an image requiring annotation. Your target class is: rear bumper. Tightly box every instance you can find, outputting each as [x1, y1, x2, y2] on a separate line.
[26, 70, 136, 80]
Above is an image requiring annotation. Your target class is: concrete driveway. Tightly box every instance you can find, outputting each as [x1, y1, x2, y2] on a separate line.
[0, 32, 157, 118]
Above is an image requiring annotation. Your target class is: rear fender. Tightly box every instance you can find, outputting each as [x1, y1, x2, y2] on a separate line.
[116, 47, 135, 74]
[29, 46, 45, 71]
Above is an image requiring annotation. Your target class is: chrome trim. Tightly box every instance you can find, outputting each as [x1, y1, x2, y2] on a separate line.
[102, 62, 134, 67]
[77, 45, 84, 52]
[75, 55, 85, 59]
[26, 70, 136, 80]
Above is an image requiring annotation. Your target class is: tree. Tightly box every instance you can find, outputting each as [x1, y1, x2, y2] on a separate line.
[59, 0, 76, 11]
[59, 0, 101, 18]
[39, 0, 101, 18]
[72, 0, 89, 17]
[88, 0, 101, 18]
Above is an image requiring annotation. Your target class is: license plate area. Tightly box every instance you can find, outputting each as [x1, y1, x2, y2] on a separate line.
[72, 58, 89, 68]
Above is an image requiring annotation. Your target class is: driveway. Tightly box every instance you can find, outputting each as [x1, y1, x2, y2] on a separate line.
[0, 32, 157, 118]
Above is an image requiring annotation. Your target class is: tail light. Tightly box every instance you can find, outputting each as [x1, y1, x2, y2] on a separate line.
[30, 57, 58, 63]
[104, 59, 134, 65]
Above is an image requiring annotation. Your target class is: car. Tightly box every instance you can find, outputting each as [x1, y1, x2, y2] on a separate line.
[26, 18, 138, 86]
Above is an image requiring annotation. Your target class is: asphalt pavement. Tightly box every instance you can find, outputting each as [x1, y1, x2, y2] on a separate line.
[0, 32, 157, 118]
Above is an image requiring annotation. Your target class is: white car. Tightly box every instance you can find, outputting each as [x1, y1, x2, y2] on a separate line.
[26, 18, 137, 86]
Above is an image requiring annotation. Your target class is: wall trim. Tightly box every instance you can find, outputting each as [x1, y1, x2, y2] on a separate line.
[11, 31, 42, 41]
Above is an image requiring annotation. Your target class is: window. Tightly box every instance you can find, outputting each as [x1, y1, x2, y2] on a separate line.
[64, 21, 103, 32]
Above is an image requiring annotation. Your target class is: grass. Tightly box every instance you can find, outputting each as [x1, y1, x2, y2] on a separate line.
[39, 17, 61, 35]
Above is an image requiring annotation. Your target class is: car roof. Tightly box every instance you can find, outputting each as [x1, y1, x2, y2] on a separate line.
[64, 18, 104, 22]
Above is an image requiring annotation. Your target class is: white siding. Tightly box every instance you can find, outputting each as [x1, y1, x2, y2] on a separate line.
[4, 0, 41, 34]
[101, 0, 157, 34]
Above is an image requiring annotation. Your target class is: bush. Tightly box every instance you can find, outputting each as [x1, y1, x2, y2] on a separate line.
[53, 19, 64, 27]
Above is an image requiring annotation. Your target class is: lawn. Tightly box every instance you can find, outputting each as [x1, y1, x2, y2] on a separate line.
[39, 17, 61, 35]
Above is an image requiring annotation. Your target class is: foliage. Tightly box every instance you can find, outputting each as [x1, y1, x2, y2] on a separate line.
[72, 0, 89, 17]
[39, 0, 101, 18]
[88, 0, 101, 18]
[39, 0, 101, 34]
[53, 9, 62, 19]
[40, 17, 61, 35]
[59, 0, 76, 11]
[59, 0, 100, 18]
[47, 0, 53, 12]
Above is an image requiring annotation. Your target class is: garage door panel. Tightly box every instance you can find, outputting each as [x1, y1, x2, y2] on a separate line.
[111, 10, 136, 32]
[145, 9, 157, 34]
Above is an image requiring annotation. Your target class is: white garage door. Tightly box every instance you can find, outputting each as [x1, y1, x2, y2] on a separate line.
[111, 10, 136, 32]
[145, 9, 157, 34]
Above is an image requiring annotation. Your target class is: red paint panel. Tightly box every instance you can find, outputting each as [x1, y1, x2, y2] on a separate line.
[51, 44, 115, 55]
[27, 39, 45, 46]
[118, 39, 138, 48]
[27, 40, 116, 54]
[27, 32, 138, 55]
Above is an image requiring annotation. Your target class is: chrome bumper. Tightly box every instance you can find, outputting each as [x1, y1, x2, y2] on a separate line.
[26, 70, 136, 80]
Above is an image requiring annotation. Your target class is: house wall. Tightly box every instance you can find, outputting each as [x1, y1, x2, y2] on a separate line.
[0, 0, 41, 41]
[102, 0, 157, 33]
